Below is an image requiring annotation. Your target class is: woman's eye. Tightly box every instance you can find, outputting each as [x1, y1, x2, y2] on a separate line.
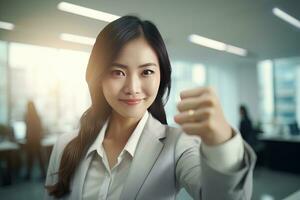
[111, 70, 125, 77]
[143, 69, 154, 76]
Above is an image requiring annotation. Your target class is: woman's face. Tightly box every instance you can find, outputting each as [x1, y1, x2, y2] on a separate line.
[102, 37, 161, 119]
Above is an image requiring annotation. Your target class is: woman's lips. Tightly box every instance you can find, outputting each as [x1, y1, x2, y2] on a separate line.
[119, 98, 143, 105]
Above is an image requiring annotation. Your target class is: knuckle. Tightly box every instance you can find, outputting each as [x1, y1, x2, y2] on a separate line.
[203, 109, 211, 118]
[205, 119, 214, 131]
[196, 97, 203, 106]
[180, 92, 185, 99]
[177, 103, 183, 111]
[207, 99, 214, 107]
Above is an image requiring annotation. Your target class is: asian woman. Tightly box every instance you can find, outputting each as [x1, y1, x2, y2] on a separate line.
[45, 15, 256, 200]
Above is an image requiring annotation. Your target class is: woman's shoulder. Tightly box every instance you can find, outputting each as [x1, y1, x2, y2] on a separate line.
[53, 130, 79, 152]
[147, 114, 182, 138]
[46, 130, 79, 186]
[165, 124, 181, 134]
[59, 130, 78, 139]
[162, 124, 183, 141]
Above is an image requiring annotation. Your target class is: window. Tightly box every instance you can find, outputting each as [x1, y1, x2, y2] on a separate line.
[258, 57, 300, 135]
[9, 42, 90, 134]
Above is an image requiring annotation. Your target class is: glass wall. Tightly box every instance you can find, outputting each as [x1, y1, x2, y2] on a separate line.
[274, 58, 298, 124]
[258, 57, 300, 135]
[257, 60, 274, 133]
[0, 41, 8, 124]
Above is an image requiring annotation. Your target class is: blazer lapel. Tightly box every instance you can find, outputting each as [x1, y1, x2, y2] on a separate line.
[70, 155, 93, 200]
[120, 114, 167, 200]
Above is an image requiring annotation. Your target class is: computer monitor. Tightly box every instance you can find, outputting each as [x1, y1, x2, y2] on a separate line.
[12, 121, 26, 141]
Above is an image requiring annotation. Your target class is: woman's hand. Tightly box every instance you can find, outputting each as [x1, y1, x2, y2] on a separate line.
[174, 87, 233, 146]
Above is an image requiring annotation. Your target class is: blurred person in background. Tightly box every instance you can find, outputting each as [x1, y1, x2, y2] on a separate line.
[24, 100, 46, 180]
[239, 105, 256, 147]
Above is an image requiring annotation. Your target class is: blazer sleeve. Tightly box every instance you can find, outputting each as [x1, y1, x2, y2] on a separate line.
[175, 131, 256, 200]
[44, 132, 77, 200]
[44, 135, 60, 200]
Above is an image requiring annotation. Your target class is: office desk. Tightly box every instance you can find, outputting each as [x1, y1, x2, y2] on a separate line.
[42, 134, 58, 147]
[0, 135, 58, 185]
[17, 134, 59, 163]
[0, 141, 20, 185]
[259, 134, 300, 143]
[0, 141, 19, 151]
[16, 134, 58, 147]
[258, 134, 300, 174]
[283, 189, 300, 200]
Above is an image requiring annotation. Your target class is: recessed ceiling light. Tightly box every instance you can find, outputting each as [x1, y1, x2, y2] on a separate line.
[188, 34, 226, 51]
[226, 44, 247, 56]
[0, 21, 15, 30]
[188, 34, 247, 56]
[57, 1, 120, 22]
[60, 33, 96, 45]
[272, 7, 300, 29]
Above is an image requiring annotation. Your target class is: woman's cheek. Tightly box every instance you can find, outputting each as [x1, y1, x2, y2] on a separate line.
[146, 78, 160, 96]
[107, 79, 122, 92]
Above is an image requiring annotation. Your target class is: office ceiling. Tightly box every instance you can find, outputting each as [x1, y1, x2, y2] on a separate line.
[0, 0, 299, 65]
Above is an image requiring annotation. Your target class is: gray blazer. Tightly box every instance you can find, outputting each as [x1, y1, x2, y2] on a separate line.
[45, 113, 256, 200]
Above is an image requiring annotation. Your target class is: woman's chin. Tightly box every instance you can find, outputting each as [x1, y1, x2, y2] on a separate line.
[116, 108, 146, 119]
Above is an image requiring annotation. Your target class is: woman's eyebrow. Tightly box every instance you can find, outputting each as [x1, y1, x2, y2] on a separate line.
[111, 62, 157, 68]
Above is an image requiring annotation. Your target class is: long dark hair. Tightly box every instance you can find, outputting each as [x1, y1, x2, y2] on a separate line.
[46, 15, 172, 197]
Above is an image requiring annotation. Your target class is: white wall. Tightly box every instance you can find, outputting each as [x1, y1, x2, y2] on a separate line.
[206, 64, 239, 128]
[236, 62, 260, 123]
[206, 61, 259, 128]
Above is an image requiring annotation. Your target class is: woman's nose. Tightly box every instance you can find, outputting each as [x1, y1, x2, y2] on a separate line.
[123, 75, 141, 95]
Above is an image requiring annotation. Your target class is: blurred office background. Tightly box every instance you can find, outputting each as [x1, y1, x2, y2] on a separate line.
[0, 0, 300, 199]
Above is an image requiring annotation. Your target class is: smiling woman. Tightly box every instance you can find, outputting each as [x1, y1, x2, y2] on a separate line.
[44, 15, 256, 200]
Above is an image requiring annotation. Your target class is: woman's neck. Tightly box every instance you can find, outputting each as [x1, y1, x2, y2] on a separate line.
[104, 111, 142, 143]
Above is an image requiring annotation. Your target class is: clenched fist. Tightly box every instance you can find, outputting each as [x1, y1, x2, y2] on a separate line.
[174, 87, 233, 146]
